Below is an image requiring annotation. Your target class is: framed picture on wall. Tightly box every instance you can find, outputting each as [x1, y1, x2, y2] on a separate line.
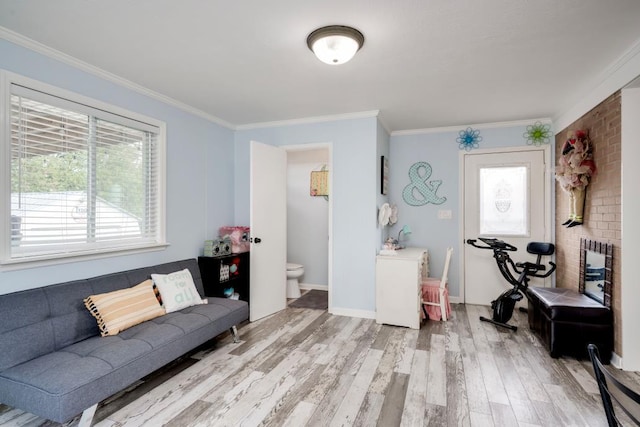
[381, 156, 389, 195]
[310, 170, 329, 196]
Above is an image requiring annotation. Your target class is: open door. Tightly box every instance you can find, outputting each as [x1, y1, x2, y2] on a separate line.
[249, 141, 287, 321]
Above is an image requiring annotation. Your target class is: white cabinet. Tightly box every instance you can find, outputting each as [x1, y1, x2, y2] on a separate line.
[375, 247, 429, 329]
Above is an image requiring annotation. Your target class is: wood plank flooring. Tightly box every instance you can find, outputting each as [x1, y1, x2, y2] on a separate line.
[1, 303, 639, 426]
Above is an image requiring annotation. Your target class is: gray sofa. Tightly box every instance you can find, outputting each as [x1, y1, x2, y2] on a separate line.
[0, 258, 248, 425]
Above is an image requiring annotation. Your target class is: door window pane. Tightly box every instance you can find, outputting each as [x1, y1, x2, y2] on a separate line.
[479, 166, 528, 236]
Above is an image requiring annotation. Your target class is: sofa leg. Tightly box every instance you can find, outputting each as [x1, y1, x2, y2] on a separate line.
[78, 403, 98, 427]
[230, 325, 240, 343]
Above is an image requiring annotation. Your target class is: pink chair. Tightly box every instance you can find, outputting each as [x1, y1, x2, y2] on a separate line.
[421, 247, 453, 321]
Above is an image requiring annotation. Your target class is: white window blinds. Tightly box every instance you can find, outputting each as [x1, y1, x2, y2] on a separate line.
[6, 82, 164, 262]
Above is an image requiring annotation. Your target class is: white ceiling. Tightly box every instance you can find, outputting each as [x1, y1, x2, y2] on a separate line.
[2, 0, 640, 132]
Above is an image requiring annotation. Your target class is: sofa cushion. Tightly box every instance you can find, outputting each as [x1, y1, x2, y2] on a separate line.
[0, 258, 249, 424]
[0, 259, 204, 372]
[0, 297, 248, 423]
[152, 268, 203, 313]
[84, 280, 166, 336]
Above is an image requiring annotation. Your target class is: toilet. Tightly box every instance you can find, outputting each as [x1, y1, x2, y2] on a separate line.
[286, 263, 304, 298]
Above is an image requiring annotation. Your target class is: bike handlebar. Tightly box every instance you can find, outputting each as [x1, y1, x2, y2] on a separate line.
[541, 261, 556, 278]
[466, 238, 517, 252]
[467, 237, 556, 279]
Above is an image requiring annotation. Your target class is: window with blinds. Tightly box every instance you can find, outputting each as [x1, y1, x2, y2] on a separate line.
[3, 76, 166, 264]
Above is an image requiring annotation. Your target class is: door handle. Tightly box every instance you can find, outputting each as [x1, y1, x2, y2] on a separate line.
[251, 237, 262, 244]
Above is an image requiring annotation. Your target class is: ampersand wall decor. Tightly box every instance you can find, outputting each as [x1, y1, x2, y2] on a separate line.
[402, 161, 447, 206]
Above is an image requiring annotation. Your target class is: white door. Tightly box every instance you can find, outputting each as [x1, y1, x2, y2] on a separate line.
[463, 148, 550, 306]
[250, 141, 287, 321]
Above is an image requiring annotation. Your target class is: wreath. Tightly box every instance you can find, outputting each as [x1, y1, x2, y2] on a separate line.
[555, 130, 597, 192]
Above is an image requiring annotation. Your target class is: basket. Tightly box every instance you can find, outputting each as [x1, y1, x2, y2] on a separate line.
[219, 226, 250, 253]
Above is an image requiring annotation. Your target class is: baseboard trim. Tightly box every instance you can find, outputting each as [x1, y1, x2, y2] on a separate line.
[299, 283, 328, 291]
[610, 351, 623, 369]
[330, 307, 376, 320]
[449, 296, 462, 304]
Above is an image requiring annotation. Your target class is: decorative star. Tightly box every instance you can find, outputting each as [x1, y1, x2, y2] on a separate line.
[457, 127, 482, 151]
[524, 121, 552, 146]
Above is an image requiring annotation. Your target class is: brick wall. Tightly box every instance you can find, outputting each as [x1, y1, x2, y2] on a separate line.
[555, 91, 622, 355]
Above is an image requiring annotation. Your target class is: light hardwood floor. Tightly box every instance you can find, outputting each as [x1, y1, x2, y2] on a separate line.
[1, 304, 638, 426]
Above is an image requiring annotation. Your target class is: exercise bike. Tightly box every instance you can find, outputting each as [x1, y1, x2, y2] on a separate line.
[466, 237, 556, 331]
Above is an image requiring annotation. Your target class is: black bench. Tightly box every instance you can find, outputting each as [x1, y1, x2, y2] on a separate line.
[526, 287, 613, 363]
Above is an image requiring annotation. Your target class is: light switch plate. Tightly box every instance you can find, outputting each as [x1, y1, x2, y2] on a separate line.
[438, 210, 452, 219]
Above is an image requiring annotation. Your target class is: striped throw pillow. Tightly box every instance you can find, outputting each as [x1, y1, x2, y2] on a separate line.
[84, 279, 166, 336]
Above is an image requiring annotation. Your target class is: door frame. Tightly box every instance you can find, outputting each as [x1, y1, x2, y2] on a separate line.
[283, 142, 333, 313]
[458, 145, 554, 303]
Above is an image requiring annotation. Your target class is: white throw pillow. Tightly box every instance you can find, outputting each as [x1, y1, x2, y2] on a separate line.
[151, 268, 203, 313]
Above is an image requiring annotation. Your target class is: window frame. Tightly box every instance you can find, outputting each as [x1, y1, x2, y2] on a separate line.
[0, 70, 167, 269]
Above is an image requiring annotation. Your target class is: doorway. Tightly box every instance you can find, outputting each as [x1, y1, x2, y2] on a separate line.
[461, 146, 552, 306]
[249, 142, 333, 321]
[284, 143, 332, 311]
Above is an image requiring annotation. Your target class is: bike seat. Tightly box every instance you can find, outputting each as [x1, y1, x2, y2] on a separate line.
[527, 242, 555, 256]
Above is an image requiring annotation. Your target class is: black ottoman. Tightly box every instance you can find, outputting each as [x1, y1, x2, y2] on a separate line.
[526, 287, 613, 363]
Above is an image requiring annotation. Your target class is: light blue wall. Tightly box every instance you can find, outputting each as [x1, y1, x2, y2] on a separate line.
[389, 125, 549, 298]
[234, 117, 380, 313]
[0, 40, 235, 294]
[376, 121, 391, 245]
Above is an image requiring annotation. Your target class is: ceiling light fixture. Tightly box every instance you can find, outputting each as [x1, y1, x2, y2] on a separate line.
[307, 25, 364, 65]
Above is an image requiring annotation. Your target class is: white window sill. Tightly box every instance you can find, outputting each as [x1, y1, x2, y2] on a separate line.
[0, 243, 170, 272]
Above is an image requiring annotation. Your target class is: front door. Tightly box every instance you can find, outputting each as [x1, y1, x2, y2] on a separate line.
[249, 141, 287, 321]
[463, 148, 550, 306]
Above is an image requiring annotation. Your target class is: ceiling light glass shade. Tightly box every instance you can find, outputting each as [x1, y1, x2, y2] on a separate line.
[307, 25, 364, 65]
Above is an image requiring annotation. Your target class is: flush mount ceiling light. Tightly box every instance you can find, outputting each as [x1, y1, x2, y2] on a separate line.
[307, 25, 365, 65]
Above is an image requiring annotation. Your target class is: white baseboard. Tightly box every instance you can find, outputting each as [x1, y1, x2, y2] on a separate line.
[299, 283, 328, 291]
[610, 351, 623, 369]
[449, 296, 462, 304]
[330, 307, 376, 319]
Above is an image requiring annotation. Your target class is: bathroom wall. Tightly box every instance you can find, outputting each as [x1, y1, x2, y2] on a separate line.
[286, 149, 329, 288]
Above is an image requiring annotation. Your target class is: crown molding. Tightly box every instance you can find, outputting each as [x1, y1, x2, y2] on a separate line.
[376, 114, 392, 135]
[235, 110, 380, 131]
[0, 26, 235, 130]
[627, 75, 640, 89]
[390, 117, 552, 137]
[553, 36, 640, 134]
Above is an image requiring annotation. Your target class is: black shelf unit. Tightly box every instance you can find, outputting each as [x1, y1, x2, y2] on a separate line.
[198, 252, 250, 305]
